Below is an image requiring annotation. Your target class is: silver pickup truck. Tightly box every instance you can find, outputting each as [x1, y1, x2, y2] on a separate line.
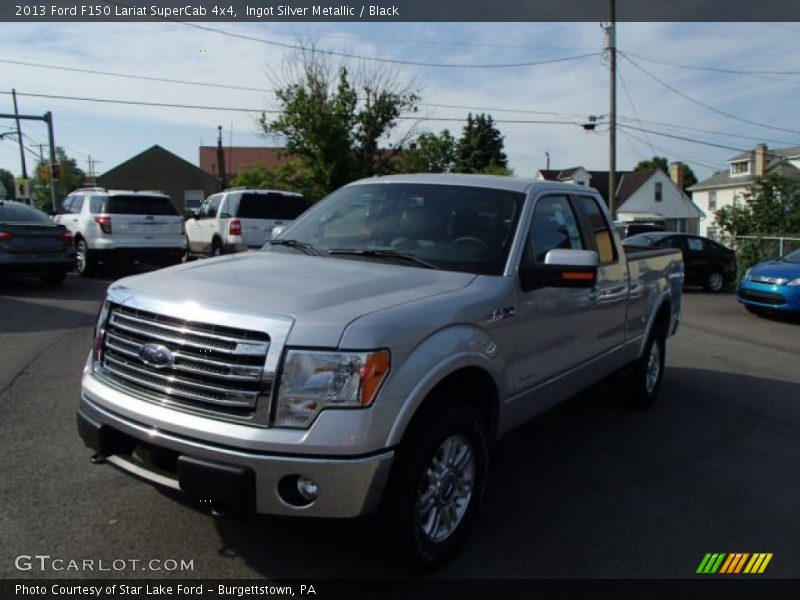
[78, 174, 683, 570]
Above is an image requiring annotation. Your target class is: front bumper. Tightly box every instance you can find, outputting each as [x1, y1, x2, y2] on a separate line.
[737, 281, 800, 312]
[92, 247, 185, 265]
[77, 395, 394, 518]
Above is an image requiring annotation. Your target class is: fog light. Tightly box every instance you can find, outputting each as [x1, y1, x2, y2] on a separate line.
[297, 476, 318, 501]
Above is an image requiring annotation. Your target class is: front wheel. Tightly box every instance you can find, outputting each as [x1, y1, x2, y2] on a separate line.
[624, 328, 666, 407]
[384, 401, 489, 572]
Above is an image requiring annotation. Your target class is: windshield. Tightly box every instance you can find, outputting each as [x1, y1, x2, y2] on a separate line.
[784, 248, 800, 263]
[269, 183, 526, 275]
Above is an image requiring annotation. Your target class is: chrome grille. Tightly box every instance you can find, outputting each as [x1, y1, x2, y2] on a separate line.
[100, 304, 270, 412]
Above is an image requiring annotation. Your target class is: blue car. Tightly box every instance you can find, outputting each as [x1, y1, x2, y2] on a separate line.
[737, 248, 800, 315]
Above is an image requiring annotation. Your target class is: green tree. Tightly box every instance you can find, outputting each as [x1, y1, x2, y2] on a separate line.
[231, 161, 326, 204]
[715, 173, 800, 275]
[454, 113, 509, 174]
[261, 49, 419, 196]
[634, 156, 698, 190]
[393, 129, 456, 173]
[0, 168, 15, 199]
[30, 147, 85, 210]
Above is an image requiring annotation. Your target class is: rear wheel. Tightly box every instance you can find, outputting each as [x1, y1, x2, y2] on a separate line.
[40, 272, 66, 285]
[384, 400, 489, 572]
[75, 240, 96, 277]
[211, 239, 223, 257]
[705, 271, 725, 292]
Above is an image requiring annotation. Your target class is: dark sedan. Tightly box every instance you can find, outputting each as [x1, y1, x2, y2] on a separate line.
[0, 200, 77, 285]
[623, 232, 737, 292]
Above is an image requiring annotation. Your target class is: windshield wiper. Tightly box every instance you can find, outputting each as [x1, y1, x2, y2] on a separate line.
[327, 248, 440, 270]
[267, 239, 320, 256]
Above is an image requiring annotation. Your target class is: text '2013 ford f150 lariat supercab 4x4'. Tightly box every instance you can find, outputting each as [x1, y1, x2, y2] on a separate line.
[78, 174, 683, 570]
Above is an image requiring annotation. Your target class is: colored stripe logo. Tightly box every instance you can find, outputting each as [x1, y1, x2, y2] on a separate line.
[696, 553, 773, 574]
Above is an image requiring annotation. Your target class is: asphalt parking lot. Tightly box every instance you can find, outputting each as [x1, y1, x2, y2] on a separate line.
[1, 274, 799, 580]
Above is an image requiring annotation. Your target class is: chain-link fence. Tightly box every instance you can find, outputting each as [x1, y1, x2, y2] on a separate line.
[711, 234, 800, 279]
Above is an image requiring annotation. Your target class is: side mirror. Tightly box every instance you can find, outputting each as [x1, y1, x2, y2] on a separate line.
[183, 209, 196, 219]
[520, 249, 599, 291]
[271, 225, 286, 239]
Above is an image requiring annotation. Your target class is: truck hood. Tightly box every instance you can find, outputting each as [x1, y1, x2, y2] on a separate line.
[111, 251, 476, 347]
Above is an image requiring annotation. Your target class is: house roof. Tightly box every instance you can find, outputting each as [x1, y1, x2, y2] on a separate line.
[689, 158, 800, 191]
[616, 169, 657, 203]
[727, 145, 800, 162]
[198, 146, 294, 177]
[101, 145, 214, 180]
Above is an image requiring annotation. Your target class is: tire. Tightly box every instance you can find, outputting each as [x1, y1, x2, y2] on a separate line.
[211, 239, 223, 257]
[383, 400, 489, 572]
[705, 270, 725, 293]
[75, 240, 96, 277]
[40, 272, 66, 286]
[624, 327, 666, 408]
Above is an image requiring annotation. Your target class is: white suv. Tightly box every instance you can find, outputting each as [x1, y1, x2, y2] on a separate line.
[184, 188, 308, 258]
[54, 188, 185, 276]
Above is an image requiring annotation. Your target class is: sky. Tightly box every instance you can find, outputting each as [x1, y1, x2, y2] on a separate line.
[2, 21, 800, 186]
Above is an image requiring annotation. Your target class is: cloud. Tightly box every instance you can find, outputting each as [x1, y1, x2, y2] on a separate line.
[2, 21, 800, 183]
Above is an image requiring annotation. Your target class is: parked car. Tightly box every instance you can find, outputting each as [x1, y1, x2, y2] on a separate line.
[0, 200, 76, 285]
[184, 188, 308, 259]
[737, 248, 800, 316]
[53, 188, 185, 277]
[623, 232, 736, 292]
[614, 221, 664, 238]
[78, 175, 683, 571]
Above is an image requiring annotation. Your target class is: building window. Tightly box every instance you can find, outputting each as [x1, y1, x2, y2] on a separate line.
[184, 190, 204, 209]
[733, 193, 743, 208]
[730, 161, 750, 176]
[654, 182, 663, 202]
[708, 190, 717, 210]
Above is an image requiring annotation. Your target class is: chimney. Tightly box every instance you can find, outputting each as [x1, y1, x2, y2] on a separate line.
[669, 161, 684, 189]
[755, 143, 767, 177]
[216, 125, 227, 190]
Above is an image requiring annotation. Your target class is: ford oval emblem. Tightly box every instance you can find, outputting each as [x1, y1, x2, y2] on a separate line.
[138, 343, 174, 369]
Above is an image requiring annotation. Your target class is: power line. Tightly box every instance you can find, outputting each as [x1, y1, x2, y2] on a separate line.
[618, 123, 750, 153]
[623, 51, 800, 78]
[618, 128, 725, 171]
[101, 1, 599, 69]
[621, 53, 800, 136]
[0, 58, 274, 93]
[617, 62, 656, 154]
[615, 115, 800, 147]
[0, 90, 582, 126]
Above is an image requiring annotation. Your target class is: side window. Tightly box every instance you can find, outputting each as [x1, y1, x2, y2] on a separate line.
[89, 196, 104, 213]
[71, 195, 85, 214]
[199, 195, 222, 218]
[575, 195, 616, 264]
[59, 197, 74, 214]
[528, 195, 584, 263]
[687, 237, 704, 252]
[660, 237, 684, 250]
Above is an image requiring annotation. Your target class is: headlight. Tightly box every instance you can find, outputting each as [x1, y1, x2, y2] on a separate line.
[788, 277, 800, 286]
[93, 299, 111, 363]
[274, 349, 390, 428]
[743, 268, 752, 281]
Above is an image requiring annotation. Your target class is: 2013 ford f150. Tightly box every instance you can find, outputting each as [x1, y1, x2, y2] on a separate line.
[78, 174, 683, 570]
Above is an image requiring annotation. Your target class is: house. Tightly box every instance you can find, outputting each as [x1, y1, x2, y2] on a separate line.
[535, 162, 703, 233]
[689, 143, 800, 237]
[198, 146, 294, 181]
[97, 145, 221, 211]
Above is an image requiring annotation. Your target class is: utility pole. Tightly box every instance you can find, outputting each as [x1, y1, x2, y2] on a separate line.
[216, 125, 227, 190]
[86, 155, 101, 178]
[12, 89, 28, 180]
[44, 111, 58, 213]
[604, 0, 617, 218]
[545, 151, 550, 171]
